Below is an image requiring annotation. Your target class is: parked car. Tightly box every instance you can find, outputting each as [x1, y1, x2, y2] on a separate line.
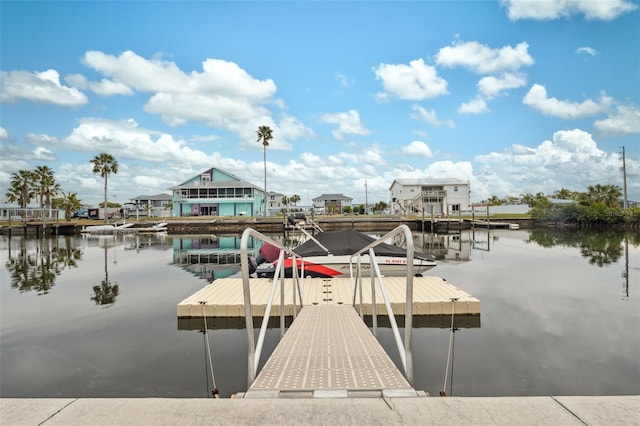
[71, 209, 89, 219]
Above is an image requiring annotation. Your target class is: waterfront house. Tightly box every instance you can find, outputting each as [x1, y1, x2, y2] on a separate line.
[389, 178, 470, 217]
[312, 193, 353, 215]
[268, 191, 286, 216]
[170, 167, 265, 217]
[127, 193, 173, 217]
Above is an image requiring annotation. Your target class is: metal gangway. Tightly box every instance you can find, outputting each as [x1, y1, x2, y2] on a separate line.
[238, 225, 422, 398]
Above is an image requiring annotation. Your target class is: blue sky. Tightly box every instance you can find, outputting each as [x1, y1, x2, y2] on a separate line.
[1, 0, 639, 207]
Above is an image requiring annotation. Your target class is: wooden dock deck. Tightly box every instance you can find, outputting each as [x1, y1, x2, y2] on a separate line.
[242, 304, 420, 398]
[177, 276, 480, 318]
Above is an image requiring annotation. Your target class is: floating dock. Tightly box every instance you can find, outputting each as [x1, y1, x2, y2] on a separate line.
[177, 276, 480, 318]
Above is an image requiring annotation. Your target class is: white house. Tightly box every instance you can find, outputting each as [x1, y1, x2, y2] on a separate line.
[389, 179, 470, 217]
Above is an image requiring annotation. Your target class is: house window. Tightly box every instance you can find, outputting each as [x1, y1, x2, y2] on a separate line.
[452, 204, 460, 212]
[454, 186, 459, 192]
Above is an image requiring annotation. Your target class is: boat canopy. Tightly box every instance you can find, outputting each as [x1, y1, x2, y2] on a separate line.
[293, 229, 434, 261]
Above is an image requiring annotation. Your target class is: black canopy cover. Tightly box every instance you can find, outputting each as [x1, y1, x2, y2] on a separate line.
[292, 229, 434, 261]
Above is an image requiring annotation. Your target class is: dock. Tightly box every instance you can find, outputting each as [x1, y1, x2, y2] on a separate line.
[177, 276, 480, 318]
[243, 304, 419, 398]
[3, 396, 638, 425]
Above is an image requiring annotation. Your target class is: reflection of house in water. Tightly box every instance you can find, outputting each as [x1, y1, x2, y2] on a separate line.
[413, 232, 472, 261]
[172, 235, 258, 281]
[123, 233, 171, 252]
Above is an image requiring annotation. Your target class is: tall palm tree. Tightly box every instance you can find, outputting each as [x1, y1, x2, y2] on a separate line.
[6, 170, 36, 212]
[91, 153, 119, 223]
[256, 126, 273, 217]
[34, 165, 60, 218]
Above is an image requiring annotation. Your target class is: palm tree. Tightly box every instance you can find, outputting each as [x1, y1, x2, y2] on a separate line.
[34, 165, 60, 218]
[91, 153, 119, 223]
[53, 192, 82, 220]
[290, 194, 301, 208]
[580, 184, 622, 208]
[6, 170, 36, 213]
[256, 126, 273, 217]
[553, 188, 576, 200]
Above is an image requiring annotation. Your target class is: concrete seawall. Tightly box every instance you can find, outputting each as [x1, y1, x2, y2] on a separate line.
[2, 396, 637, 425]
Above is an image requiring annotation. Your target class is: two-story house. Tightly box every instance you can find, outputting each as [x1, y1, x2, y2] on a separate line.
[389, 179, 470, 217]
[312, 193, 353, 215]
[170, 167, 265, 217]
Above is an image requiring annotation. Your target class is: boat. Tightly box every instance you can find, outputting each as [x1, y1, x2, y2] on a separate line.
[81, 220, 167, 234]
[81, 221, 136, 234]
[255, 228, 437, 279]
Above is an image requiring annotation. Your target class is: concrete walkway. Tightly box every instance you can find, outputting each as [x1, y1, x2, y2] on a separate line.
[1, 396, 638, 425]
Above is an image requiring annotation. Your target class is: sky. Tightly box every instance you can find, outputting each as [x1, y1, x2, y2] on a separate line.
[1, 0, 639, 208]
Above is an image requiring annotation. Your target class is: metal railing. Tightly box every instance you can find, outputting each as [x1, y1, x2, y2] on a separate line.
[348, 224, 415, 384]
[239, 224, 416, 387]
[239, 228, 304, 387]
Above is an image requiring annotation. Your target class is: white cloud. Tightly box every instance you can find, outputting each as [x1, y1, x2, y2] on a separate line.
[0, 127, 7, 139]
[91, 79, 135, 96]
[402, 141, 433, 158]
[436, 40, 534, 74]
[33, 146, 56, 161]
[474, 128, 637, 199]
[0, 69, 88, 107]
[61, 118, 216, 167]
[411, 105, 455, 128]
[83, 51, 275, 100]
[576, 46, 599, 56]
[373, 59, 448, 101]
[457, 98, 490, 115]
[321, 109, 372, 140]
[478, 73, 527, 98]
[78, 50, 313, 150]
[501, 0, 637, 21]
[594, 104, 640, 135]
[523, 84, 608, 118]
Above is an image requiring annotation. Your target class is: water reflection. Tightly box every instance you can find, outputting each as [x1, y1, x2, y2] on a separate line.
[528, 228, 628, 266]
[172, 235, 260, 281]
[91, 242, 120, 306]
[4, 236, 83, 295]
[1, 229, 638, 398]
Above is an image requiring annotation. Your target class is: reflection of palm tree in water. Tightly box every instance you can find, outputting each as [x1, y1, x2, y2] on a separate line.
[5, 237, 81, 295]
[91, 244, 119, 306]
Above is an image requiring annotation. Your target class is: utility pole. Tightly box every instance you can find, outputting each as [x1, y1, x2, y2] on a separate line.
[621, 146, 628, 209]
[365, 180, 368, 215]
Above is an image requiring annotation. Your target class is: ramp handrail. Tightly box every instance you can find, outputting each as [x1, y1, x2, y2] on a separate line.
[240, 227, 304, 387]
[348, 224, 414, 384]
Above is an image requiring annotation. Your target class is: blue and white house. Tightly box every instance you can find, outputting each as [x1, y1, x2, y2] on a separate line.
[170, 167, 265, 217]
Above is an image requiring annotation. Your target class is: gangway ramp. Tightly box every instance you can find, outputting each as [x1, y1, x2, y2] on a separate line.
[242, 304, 420, 398]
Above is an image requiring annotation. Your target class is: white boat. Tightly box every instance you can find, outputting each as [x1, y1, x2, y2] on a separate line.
[255, 228, 436, 278]
[81, 221, 136, 234]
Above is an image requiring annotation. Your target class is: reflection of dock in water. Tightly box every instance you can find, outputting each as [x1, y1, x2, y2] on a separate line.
[175, 248, 243, 265]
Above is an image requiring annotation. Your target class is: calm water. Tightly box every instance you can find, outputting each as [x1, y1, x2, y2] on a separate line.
[1, 228, 638, 398]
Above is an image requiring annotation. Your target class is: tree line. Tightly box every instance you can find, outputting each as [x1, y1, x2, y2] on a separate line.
[481, 184, 639, 227]
[4, 153, 119, 221]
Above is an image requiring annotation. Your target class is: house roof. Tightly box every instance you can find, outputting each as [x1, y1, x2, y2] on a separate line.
[389, 178, 468, 190]
[130, 193, 172, 201]
[312, 193, 353, 202]
[169, 167, 262, 191]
